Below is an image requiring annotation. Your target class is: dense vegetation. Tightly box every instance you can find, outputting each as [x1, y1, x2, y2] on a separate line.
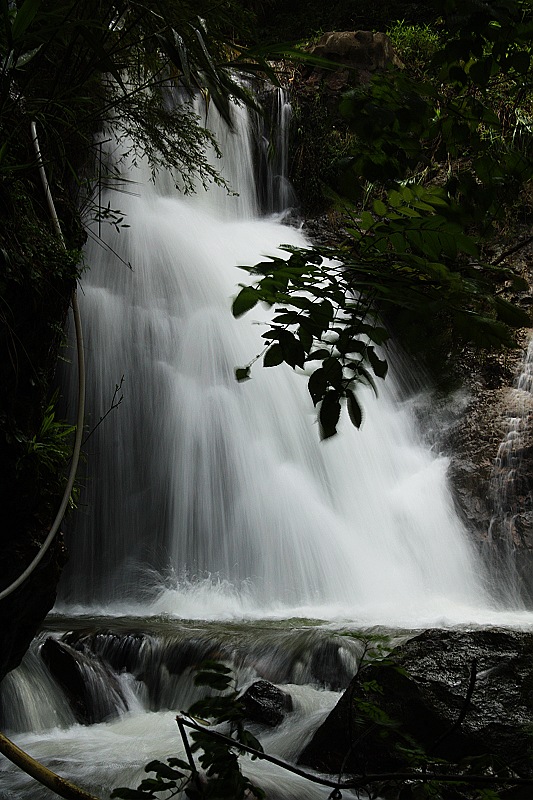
[0, 0, 277, 682]
[0, 0, 271, 567]
[2, 0, 533, 798]
[234, 0, 533, 436]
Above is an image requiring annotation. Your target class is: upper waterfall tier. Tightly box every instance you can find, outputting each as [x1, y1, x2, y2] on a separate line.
[58, 93, 491, 624]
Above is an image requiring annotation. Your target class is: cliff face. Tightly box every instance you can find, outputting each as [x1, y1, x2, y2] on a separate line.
[0, 167, 81, 683]
[443, 243, 533, 604]
[0, 537, 66, 683]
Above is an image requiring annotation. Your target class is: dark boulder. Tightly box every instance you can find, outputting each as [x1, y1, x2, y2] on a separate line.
[40, 637, 128, 724]
[0, 532, 64, 684]
[299, 629, 533, 779]
[305, 30, 403, 97]
[311, 30, 403, 71]
[240, 680, 293, 727]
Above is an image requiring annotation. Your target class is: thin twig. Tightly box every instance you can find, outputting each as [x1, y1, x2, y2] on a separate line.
[176, 713, 533, 791]
[82, 376, 124, 446]
[492, 235, 533, 266]
[176, 717, 197, 776]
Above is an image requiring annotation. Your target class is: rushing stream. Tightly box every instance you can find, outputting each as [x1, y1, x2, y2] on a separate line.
[1, 91, 533, 799]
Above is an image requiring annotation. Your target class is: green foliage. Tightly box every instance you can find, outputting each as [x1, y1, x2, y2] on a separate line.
[187, 662, 265, 800]
[232, 247, 389, 439]
[21, 393, 75, 477]
[112, 662, 265, 800]
[238, 0, 533, 436]
[0, 0, 281, 552]
[289, 91, 358, 214]
[9, 391, 80, 517]
[111, 757, 192, 799]
[111, 655, 529, 800]
[0, 0, 275, 192]
[234, 183, 529, 435]
[0, 173, 82, 525]
[250, 0, 438, 47]
[387, 20, 442, 74]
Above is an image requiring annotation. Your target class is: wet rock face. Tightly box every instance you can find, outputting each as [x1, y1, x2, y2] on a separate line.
[442, 329, 533, 602]
[311, 30, 403, 71]
[305, 30, 402, 95]
[438, 237, 533, 601]
[299, 629, 533, 781]
[40, 637, 128, 724]
[0, 533, 65, 684]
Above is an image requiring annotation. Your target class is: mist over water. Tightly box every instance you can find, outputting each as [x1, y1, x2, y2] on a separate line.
[56, 95, 496, 625]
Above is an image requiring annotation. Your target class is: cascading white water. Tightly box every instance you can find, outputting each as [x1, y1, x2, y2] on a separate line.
[257, 89, 296, 213]
[56, 91, 493, 625]
[4, 89, 533, 800]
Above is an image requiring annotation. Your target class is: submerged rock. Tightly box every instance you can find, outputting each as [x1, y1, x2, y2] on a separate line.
[299, 629, 533, 781]
[40, 637, 128, 724]
[240, 680, 293, 727]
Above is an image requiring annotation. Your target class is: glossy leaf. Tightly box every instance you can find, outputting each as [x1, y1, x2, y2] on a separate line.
[346, 390, 363, 429]
[232, 287, 259, 317]
[367, 348, 388, 379]
[319, 392, 341, 439]
[235, 367, 251, 382]
[11, 0, 41, 41]
[263, 343, 284, 367]
[308, 368, 327, 406]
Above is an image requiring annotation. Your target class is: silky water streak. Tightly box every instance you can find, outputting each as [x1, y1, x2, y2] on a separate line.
[58, 95, 490, 624]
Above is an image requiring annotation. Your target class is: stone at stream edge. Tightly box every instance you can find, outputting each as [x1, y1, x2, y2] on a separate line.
[299, 629, 533, 780]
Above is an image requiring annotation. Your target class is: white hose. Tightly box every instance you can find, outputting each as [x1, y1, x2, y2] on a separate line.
[0, 122, 86, 601]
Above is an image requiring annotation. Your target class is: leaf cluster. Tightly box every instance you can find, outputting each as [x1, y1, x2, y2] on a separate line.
[111, 757, 193, 799]
[188, 661, 265, 800]
[233, 182, 530, 436]
[112, 661, 265, 800]
[237, 0, 533, 436]
[233, 248, 388, 438]
[0, 0, 280, 191]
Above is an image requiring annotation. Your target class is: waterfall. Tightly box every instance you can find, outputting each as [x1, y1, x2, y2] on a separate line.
[257, 88, 297, 214]
[4, 87, 533, 800]
[55, 90, 491, 625]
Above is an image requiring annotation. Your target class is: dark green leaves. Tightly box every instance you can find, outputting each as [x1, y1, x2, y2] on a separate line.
[346, 390, 363, 429]
[111, 757, 193, 799]
[189, 662, 265, 800]
[10, 0, 42, 42]
[232, 170, 527, 438]
[231, 247, 393, 437]
[263, 343, 284, 367]
[112, 660, 266, 800]
[194, 661, 233, 692]
[232, 286, 260, 317]
[319, 392, 341, 440]
[494, 297, 531, 328]
[367, 348, 388, 380]
[235, 367, 251, 382]
[231, 0, 531, 440]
